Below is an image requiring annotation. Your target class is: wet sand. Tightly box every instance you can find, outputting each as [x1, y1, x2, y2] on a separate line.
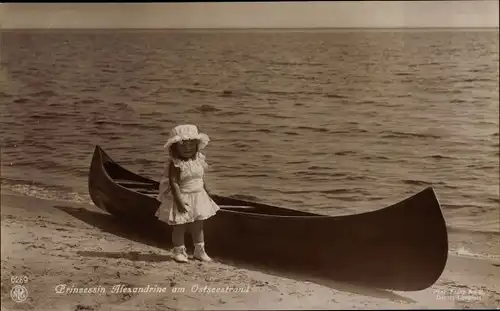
[1, 191, 499, 310]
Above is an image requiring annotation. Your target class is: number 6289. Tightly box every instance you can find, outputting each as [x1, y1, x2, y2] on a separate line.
[11, 275, 28, 284]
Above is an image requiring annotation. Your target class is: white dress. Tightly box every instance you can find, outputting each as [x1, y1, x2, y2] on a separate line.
[156, 152, 220, 225]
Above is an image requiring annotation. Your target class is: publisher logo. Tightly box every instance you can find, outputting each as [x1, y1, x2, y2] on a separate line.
[11, 285, 28, 303]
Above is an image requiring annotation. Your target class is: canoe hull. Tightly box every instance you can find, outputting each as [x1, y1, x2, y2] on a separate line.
[203, 189, 447, 290]
[88, 145, 448, 291]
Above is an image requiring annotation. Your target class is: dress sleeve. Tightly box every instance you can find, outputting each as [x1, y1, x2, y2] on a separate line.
[198, 153, 209, 170]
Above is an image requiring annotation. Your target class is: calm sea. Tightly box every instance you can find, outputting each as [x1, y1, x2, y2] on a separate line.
[1, 29, 498, 255]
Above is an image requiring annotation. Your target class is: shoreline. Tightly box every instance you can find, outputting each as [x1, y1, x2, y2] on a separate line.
[1, 191, 499, 310]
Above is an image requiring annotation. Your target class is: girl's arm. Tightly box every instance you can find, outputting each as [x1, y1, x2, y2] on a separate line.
[203, 177, 212, 197]
[169, 163, 187, 213]
[203, 178, 210, 196]
[158, 164, 170, 197]
[199, 154, 211, 197]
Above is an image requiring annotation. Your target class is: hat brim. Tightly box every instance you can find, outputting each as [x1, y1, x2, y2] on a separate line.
[164, 133, 210, 150]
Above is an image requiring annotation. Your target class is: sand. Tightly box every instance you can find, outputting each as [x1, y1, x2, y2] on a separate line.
[1, 190, 499, 311]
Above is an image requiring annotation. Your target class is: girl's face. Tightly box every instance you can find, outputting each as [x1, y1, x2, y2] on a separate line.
[174, 139, 198, 159]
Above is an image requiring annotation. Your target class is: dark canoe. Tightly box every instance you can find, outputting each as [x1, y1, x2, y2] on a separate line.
[88, 145, 448, 291]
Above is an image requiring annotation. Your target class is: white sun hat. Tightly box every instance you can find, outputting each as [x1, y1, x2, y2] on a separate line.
[163, 124, 210, 150]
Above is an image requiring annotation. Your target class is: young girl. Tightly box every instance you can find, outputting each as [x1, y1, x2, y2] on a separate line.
[156, 124, 220, 263]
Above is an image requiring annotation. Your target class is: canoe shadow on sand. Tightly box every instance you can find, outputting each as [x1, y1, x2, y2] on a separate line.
[54, 204, 416, 304]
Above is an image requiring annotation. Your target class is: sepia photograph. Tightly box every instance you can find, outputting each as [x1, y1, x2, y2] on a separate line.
[1, 1, 499, 310]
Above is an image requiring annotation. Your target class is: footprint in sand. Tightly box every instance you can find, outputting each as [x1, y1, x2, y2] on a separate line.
[26, 244, 44, 250]
[75, 304, 95, 311]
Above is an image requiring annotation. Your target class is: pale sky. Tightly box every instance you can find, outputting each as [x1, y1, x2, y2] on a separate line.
[1, 1, 499, 29]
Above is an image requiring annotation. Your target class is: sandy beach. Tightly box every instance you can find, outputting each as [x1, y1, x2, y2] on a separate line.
[1, 189, 499, 311]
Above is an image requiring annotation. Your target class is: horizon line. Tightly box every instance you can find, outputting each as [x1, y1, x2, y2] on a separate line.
[2, 26, 499, 31]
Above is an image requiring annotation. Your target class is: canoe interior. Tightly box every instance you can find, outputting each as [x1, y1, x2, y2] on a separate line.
[102, 156, 319, 217]
[88, 145, 449, 291]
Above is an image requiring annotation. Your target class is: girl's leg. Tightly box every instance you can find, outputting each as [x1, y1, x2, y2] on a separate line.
[190, 220, 204, 244]
[172, 224, 186, 247]
[172, 224, 188, 262]
[190, 220, 212, 262]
